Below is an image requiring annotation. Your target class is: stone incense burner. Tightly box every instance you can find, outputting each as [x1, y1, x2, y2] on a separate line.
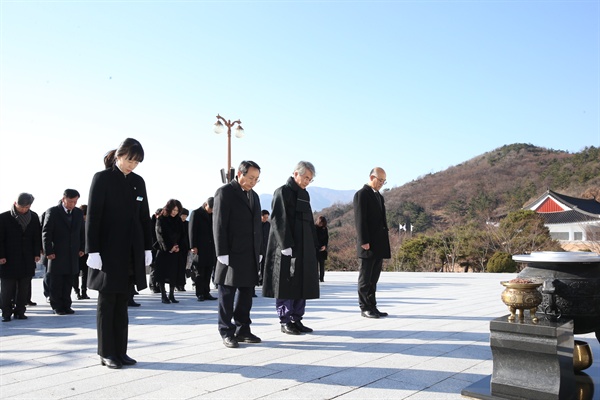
[512, 251, 600, 344]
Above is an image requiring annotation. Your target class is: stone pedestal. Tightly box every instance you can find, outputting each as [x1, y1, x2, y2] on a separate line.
[462, 315, 599, 400]
[489, 316, 574, 399]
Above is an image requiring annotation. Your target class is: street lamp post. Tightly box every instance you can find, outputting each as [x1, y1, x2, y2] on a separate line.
[214, 114, 244, 183]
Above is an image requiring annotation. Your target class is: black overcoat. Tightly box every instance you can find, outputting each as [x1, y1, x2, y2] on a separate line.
[262, 177, 320, 300]
[353, 184, 391, 259]
[0, 210, 41, 279]
[316, 226, 329, 261]
[86, 167, 152, 293]
[154, 214, 184, 284]
[212, 179, 262, 288]
[42, 202, 85, 275]
[189, 206, 215, 269]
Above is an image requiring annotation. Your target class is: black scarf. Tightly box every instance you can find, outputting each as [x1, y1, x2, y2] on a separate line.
[287, 177, 312, 216]
[11, 204, 31, 232]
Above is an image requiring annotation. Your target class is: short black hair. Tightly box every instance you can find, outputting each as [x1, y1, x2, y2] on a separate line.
[238, 160, 261, 175]
[17, 193, 34, 206]
[63, 189, 80, 199]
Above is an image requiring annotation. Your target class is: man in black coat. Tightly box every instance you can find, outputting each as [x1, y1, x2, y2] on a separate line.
[262, 161, 320, 335]
[213, 160, 263, 348]
[42, 189, 85, 315]
[189, 197, 217, 301]
[0, 193, 41, 322]
[353, 167, 391, 319]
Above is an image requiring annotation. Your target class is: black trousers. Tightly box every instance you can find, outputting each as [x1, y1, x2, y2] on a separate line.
[193, 265, 212, 297]
[96, 291, 129, 357]
[318, 258, 326, 281]
[218, 284, 253, 338]
[73, 263, 88, 294]
[357, 257, 383, 311]
[1, 276, 31, 317]
[47, 273, 74, 312]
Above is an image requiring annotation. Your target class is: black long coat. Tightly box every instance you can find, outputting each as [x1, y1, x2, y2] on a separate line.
[316, 226, 329, 261]
[42, 202, 85, 275]
[353, 184, 391, 260]
[86, 167, 152, 293]
[262, 177, 319, 300]
[0, 210, 41, 279]
[154, 215, 184, 284]
[189, 206, 215, 269]
[212, 179, 262, 288]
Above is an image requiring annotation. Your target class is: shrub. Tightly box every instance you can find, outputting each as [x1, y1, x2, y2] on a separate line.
[487, 251, 517, 273]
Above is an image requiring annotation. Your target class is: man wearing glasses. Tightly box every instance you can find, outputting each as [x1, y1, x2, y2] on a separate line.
[213, 160, 263, 348]
[262, 161, 320, 335]
[353, 167, 391, 319]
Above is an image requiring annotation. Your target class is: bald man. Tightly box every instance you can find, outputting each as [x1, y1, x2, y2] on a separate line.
[353, 167, 391, 319]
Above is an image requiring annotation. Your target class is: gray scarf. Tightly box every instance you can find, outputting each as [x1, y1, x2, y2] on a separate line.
[11, 204, 31, 232]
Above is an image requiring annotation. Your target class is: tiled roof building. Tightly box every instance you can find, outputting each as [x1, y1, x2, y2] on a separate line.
[524, 189, 600, 248]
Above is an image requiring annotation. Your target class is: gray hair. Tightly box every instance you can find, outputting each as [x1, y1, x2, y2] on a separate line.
[294, 161, 316, 177]
[17, 193, 35, 206]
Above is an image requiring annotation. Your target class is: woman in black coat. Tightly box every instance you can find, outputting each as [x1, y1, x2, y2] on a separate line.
[86, 138, 153, 369]
[315, 216, 329, 283]
[154, 199, 184, 304]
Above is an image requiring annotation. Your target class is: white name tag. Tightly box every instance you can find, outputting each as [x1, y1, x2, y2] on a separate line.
[136, 196, 143, 202]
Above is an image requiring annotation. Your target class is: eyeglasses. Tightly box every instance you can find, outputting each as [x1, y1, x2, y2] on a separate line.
[302, 176, 314, 183]
[372, 176, 387, 185]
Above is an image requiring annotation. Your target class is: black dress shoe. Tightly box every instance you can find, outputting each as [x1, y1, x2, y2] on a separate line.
[161, 297, 171, 304]
[294, 320, 313, 333]
[205, 294, 217, 300]
[26, 301, 37, 306]
[281, 322, 302, 335]
[65, 308, 75, 314]
[235, 332, 262, 343]
[14, 314, 28, 320]
[119, 354, 137, 365]
[375, 309, 388, 317]
[54, 309, 67, 315]
[2, 316, 11, 322]
[80, 293, 90, 300]
[197, 295, 205, 302]
[100, 356, 122, 369]
[128, 300, 141, 307]
[223, 336, 239, 348]
[168, 295, 179, 304]
[361, 310, 380, 319]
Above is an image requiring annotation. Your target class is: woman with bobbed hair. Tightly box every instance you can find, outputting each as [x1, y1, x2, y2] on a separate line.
[315, 216, 329, 283]
[154, 199, 184, 304]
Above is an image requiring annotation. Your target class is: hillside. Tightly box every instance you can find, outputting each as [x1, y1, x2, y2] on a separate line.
[318, 144, 600, 268]
[383, 144, 600, 222]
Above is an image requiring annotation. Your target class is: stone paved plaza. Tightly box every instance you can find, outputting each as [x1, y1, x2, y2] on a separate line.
[1, 271, 598, 399]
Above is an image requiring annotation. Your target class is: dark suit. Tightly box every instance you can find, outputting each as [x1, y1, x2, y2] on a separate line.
[0, 209, 41, 318]
[86, 167, 152, 358]
[353, 184, 391, 312]
[213, 179, 262, 338]
[189, 206, 215, 298]
[42, 202, 84, 312]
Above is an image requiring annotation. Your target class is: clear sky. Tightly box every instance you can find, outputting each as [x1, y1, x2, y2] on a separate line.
[1, 0, 599, 215]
